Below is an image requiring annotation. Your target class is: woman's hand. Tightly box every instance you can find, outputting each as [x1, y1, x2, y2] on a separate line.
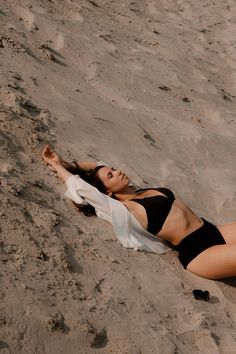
[41, 145, 62, 169]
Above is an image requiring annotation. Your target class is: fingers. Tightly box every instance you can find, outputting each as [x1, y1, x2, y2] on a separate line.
[42, 144, 49, 154]
[41, 145, 52, 164]
[42, 145, 49, 156]
[45, 146, 52, 157]
[42, 145, 53, 158]
[41, 145, 60, 169]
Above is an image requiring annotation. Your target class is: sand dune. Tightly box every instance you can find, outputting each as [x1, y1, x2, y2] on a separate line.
[1, 0, 236, 353]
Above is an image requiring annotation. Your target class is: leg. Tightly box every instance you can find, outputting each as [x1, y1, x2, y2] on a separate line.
[217, 222, 236, 244]
[187, 244, 236, 280]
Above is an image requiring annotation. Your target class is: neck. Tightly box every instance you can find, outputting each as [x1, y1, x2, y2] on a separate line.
[113, 186, 136, 202]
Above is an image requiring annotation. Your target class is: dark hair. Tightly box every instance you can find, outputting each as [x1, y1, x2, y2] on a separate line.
[67, 162, 106, 216]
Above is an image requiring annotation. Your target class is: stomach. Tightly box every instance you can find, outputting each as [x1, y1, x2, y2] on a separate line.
[157, 200, 204, 246]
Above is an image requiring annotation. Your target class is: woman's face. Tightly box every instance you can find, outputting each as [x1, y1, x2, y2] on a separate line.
[96, 167, 130, 194]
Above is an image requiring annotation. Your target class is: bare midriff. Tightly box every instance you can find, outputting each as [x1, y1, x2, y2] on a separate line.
[124, 189, 204, 246]
[157, 200, 204, 246]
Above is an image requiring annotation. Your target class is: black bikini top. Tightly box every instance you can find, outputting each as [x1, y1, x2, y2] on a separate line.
[132, 188, 175, 235]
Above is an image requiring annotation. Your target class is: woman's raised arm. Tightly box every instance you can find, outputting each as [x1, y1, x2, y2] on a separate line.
[41, 145, 114, 217]
[41, 145, 100, 180]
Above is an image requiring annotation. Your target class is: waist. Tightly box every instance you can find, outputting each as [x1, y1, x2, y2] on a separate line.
[158, 202, 204, 245]
[174, 218, 208, 249]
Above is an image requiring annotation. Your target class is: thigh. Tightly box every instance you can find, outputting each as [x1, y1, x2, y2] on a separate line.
[186, 244, 236, 280]
[217, 222, 236, 244]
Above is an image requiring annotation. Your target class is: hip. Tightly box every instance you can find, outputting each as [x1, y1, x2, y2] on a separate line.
[174, 218, 226, 268]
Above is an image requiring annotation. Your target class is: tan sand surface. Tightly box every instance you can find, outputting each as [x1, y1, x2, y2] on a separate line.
[1, 0, 236, 353]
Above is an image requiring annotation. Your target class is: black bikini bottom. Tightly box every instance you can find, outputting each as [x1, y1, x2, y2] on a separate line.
[175, 218, 226, 269]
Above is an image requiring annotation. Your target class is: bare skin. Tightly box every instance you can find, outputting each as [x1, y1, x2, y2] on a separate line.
[42, 145, 236, 280]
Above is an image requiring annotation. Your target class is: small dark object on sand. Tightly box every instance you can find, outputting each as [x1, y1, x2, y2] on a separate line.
[192, 289, 210, 301]
[159, 85, 171, 91]
[182, 96, 190, 103]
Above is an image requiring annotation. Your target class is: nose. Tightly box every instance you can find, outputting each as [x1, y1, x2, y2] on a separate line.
[114, 169, 121, 177]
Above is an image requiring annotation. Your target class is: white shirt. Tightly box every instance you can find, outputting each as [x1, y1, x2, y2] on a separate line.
[65, 174, 170, 254]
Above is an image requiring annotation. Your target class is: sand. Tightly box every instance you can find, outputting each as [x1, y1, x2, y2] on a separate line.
[1, 0, 236, 353]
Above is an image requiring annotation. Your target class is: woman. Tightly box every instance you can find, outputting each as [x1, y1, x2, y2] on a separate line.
[42, 145, 236, 280]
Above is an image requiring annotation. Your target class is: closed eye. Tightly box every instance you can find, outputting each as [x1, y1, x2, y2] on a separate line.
[107, 167, 116, 179]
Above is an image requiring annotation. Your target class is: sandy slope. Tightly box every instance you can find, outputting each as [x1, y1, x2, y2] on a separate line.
[1, 0, 236, 353]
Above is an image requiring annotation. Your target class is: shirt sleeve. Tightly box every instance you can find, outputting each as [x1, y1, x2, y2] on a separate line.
[65, 174, 112, 217]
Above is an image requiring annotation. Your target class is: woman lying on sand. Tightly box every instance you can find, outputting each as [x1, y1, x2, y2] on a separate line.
[42, 145, 236, 280]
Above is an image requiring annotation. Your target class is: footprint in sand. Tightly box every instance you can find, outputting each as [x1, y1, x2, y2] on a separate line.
[42, 26, 65, 52]
[16, 5, 65, 53]
[69, 12, 84, 24]
[54, 33, 65, 51]
[87, 61, 98, 81]
[15, 6, 35, 31]
[74, 53, 98, 80]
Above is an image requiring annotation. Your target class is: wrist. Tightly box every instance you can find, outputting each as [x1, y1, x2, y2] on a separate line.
[51, 160, 61, 168]
[72, 160, 80, 169]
